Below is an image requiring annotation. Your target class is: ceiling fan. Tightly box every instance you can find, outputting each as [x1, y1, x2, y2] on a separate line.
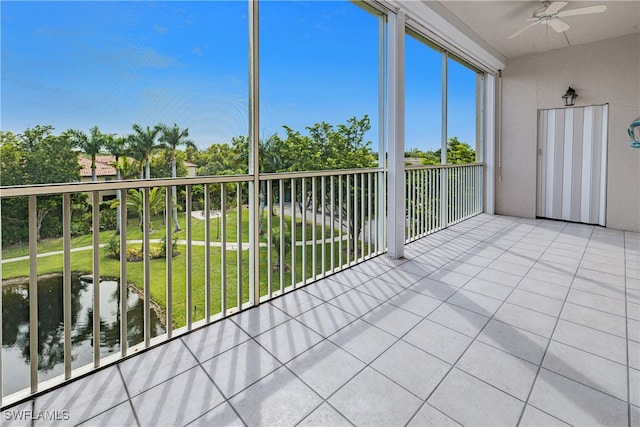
[508, 1, 607, 39]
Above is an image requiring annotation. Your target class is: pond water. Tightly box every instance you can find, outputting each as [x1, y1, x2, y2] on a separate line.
[1, 275, 165, 396]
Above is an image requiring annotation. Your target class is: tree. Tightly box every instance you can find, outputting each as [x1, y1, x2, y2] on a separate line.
[418, 137, 475, 165]
[158, 123, 196, 232]
[129, 124, 161, 179]
[67, 126, 110, 182]
[1, 126, 81, 242]
[103, 136, 129, 235]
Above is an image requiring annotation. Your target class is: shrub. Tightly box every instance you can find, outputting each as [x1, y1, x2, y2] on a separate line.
[104, 238, 120, 259]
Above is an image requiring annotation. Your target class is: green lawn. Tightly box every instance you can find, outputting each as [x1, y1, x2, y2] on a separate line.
[1, 211, 369, 328]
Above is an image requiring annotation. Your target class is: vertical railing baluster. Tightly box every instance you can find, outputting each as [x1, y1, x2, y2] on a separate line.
[360, 173, 365, 260]
[28, 195, 38, 393]
[120, 190, 128, 353]
[339, 175, 343, 269]
[92, 192, 100, 366]
[63, 194, 71, 379]
[204, 184, 211, 323]
[311, 177, 316, 280]
[143, 188, 151, 347]
[301, 177, 307, 285]
[321, 176, 326, 276]
[236, 183, 242, 308]
[165, 188, 173, 338]
[279, 179, 284, 292]
[368, 172, 372, 258]
[267, 180, 273, 297]
[345, 174, 350, 267]
[186, 185, 192, 330]
[221, 183, 227, 315]
[291, 179, 296, 288]
[330, 177, 335, 272]
[353, 174, 358, 263]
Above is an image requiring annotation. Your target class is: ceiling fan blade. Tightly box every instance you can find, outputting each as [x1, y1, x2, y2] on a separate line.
[544, 1, 568, 15]
[548, 18, 570, 33]
[557, 4, 607, 17]
[507, 22, 538, 39]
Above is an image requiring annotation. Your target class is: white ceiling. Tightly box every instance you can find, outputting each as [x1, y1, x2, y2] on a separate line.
[437, 0, 640, 59]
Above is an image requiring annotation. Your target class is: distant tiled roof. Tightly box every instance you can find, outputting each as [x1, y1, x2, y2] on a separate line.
[79, 157, 117, 177]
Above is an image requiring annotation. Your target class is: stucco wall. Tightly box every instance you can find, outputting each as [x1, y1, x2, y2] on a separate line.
[497, 33, 640, 232]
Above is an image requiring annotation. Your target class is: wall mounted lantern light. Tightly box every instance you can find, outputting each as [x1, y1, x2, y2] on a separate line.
[562, 87, 578, 107]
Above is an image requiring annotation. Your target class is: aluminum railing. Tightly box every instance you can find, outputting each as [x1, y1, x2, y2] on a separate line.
[0, 168, 385, 406]
[405, 163, 484, 243]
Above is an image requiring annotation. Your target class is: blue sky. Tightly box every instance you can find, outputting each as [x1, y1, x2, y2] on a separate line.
[1, 1, 478, 153]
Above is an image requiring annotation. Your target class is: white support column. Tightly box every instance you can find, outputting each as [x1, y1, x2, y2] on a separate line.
[440, 52, 448, 229]
[386, 9, 406, 259]
[484, 73, 496, 214]
[248, 0, 260, 305]
[377, 13, 387, 252]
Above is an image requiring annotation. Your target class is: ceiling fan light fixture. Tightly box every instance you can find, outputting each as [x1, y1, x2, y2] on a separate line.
[562, 87, 578, 106]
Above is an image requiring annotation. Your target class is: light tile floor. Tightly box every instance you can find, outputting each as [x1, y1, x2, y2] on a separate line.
[7, 214, 639, 426]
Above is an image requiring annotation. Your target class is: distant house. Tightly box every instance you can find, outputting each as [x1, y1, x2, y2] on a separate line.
[79, 155, 198, 204]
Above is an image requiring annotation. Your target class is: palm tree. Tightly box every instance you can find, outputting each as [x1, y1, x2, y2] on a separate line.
[129, 124, 161, 180]
[158, 123, 196, 232]
[103, 136, 129, 235]
[67, 126, 108, 182]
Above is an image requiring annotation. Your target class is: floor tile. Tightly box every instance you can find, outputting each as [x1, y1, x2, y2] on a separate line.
[630, 340, 640, 370]
[403, 319, 473, 364]
[297, 403, 352, 427]
[410, 277, 457, 301]
[328, 288, 382, 317]
[566, 288, 626, 316]
[407, 403, 462, 427]
[200, 340, 281, 398]
[254, 319, 324, 363]
[34, 366, 127, 426]
[181, 319, 251, 363]
[427, 303, 490, 338]
[372, 340, 450, 399]
[552, 319, 627, 364]
[295, 303, 356, 338]
[329, 319, 397, 363]
[287, 340, 365, 398]
[355, 277, 405, 301]
[462, 277, 513, 300]
[395, 259, 438, 277]
[528, 369, 628, 427]
[131, 366, 224, 427]
[329, 269, 376, 288]
[231, 303, 291, 337]
[187, 402, 244, 426]
[487, 259, 530, 276]
[494, 303, 557, 338]
[427, 368, 524, 426]
[269, 290, 324, 317]
[362, 302, 423, 338]
[571, 277, 626, 301]
[446, 289, 502, 316]
[507, 289, 564, 317]
[525, 267, 574, 287]
[477, 319, 549, 365]
[387, 289, 441, 317]
[229, 366, 322, 427]
[560, 302, 627, 338]
[119, 339, 198, 396]
[427, 269, 473, 287]
[442, 260, 485, 277]
[542, 340, 627, 401]
[519, 405, 570, 426]
[76, 402, 137, 427]
[328, 367, 422, 426]
[376, 269, 423, 288]
[516, 277, 569, 301]
[456, 340, 537, 401]
[630, 368, 640, 407]
[476, 268, 522, 287]
[302, 278, 352, 301]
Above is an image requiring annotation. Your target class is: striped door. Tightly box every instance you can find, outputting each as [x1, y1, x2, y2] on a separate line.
[536, 104, 608, 226]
